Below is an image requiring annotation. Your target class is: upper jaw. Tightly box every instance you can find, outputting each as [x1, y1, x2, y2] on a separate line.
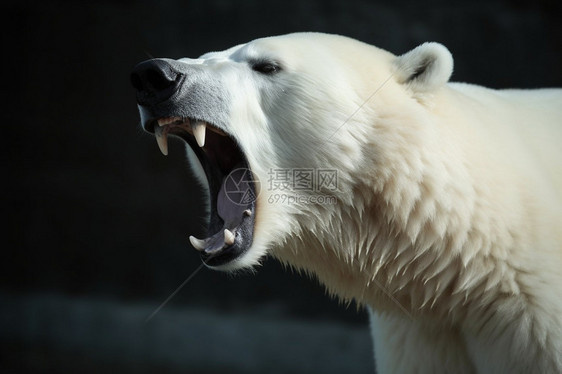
[149, 116, 227, 156]
[139, 109, 258, 268]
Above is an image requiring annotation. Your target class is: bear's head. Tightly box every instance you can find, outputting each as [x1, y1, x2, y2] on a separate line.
[131, 33, 453, 274]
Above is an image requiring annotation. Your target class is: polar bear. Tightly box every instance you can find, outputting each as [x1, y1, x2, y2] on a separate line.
[131, 33, 562, 373]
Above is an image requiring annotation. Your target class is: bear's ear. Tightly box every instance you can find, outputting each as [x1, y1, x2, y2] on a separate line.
[393, 42, 453, 92]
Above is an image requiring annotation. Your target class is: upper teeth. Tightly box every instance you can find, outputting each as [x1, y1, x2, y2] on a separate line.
[153, 117, 217, 156]
[192, 121, 206, 147]
[154, 125, 169, 155]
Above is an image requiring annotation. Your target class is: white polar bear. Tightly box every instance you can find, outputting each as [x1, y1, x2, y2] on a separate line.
[131, 33, 562, 373]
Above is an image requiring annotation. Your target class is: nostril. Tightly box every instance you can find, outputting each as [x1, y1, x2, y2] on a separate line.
[146, 68, 176, 91]
[131, 59, 183, 105]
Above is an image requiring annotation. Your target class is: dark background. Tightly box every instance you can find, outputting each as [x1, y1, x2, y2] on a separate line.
[2, 0, 560, 373]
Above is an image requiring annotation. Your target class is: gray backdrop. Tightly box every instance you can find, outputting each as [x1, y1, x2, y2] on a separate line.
[2, 0, 561, 373]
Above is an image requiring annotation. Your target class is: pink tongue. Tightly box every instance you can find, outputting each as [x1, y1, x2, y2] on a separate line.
[217, 167, 254, 230]
[203, 168, 254, 253]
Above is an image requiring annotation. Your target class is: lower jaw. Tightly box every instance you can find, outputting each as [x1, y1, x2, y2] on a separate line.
[196, 160, 257, 267]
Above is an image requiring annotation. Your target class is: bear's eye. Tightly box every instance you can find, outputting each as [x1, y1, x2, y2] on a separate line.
[252, 61, 281, 75]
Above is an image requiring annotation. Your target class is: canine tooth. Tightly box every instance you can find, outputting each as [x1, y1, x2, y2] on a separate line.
[154, 125, 169, 156]
[192, 121, 206, 147]
[224, 229, 235, 246]
[243, 209, 252, 217]
[189, 235, 206, 251]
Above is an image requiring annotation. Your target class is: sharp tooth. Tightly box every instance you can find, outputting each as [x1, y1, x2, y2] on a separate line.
[192, 121, 206, 147]
[189, 235, 206, 251]
[224, 229, 235, 246]
[243, 209, 252, 217]
[154, 125, 169, 156]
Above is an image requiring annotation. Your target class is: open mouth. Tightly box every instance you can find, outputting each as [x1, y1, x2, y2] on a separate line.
[144, 117, 257, 267]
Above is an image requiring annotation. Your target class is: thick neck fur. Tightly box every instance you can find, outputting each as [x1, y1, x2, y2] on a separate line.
[275, 181, 518, 324]
[272, 87, 526, 326]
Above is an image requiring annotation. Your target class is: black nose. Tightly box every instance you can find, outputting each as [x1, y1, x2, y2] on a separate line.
[130, 59, 183, 106]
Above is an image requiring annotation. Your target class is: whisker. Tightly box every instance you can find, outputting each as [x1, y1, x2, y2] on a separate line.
[144, 262, 205, 323]
[143, 49, 155, 59]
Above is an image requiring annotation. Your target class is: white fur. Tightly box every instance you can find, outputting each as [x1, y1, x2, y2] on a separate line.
[182, 33, 562, 373]
[394, 42, 454, 92]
